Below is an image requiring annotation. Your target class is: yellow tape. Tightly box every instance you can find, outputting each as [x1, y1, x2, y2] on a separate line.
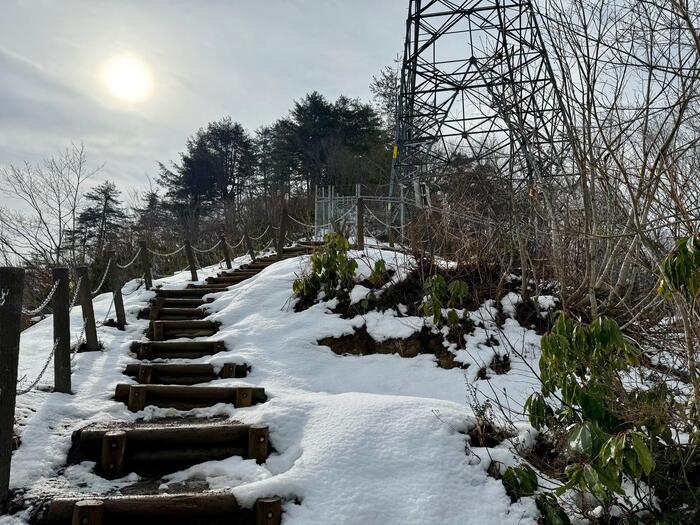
[392, 145, 398, 159]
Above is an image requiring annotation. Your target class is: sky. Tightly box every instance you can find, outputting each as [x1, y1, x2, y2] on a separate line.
[0, 0, 406, 194]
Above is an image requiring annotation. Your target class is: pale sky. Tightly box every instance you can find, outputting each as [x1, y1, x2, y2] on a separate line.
[0, 0, 406, 191]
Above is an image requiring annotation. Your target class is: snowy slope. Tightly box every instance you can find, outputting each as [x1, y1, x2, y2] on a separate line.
[4, 249, 543, 525]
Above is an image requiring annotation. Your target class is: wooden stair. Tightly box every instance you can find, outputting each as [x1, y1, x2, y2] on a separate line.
[68, 421, 269, 478]
[114, 384, 267, 412]
[130, 340, 227, 360]
[149, 320, 219, 340]
[31, 246, 298, 525]
[123, 362, 249, 384]
[40, 493, 281, 525]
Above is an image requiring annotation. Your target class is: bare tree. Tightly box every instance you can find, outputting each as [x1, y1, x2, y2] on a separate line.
[0, 143, 100, 268]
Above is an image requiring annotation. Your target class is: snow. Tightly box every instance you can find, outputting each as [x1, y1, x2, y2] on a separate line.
[5, 248, 543, 525]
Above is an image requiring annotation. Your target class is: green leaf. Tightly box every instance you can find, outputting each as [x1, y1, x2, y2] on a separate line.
[630, 432, 655, 476]
[567, 423, 593, 455]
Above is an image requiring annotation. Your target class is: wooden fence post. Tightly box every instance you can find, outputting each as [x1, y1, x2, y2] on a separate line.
[356, 196, 365, 250]
[76, 266, 99, 352]
[139, 240, 152, 290]
[221, 235, 232, 270]
[243, 231, 256, 262]
[184, 240, 198, 281]
[276, 211, 288, 261]
[105, 251, 126, 330]
[0, 267, 24, 505]
[52, 267, 71, 394]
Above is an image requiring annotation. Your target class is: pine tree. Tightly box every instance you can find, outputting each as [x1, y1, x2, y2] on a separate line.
[77, 180, 127, 257]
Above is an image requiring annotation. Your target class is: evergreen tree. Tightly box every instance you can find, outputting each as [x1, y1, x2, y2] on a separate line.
[77, 180, 127, 257]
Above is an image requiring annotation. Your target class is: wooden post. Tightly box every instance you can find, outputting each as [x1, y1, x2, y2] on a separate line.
[52, 267, 71, 394]
[76, 266, 99, 352]
[127, 385, 147, 412]
[221, 235, 232, 270]
[0, 267, 24, 505]
[71, 499, 104, 525]
[139, 240, 153, 290]
[276, 210, 288, 261]
[236, 387, 253, 408]
[356, 196, 365, 250]
[255, 497, 282, 525]
[243, 231, 256, 262]
[100, 430, 126, 479]
[248, 425, 269, 464]
[184, 240, 198, 281]
[105, 251, 126, 330]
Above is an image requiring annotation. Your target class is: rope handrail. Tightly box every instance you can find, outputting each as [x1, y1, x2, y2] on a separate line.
[288, 215, 329, 230]
[192, 239, 222, 254]
[248, 226, 271, 241]
[226, 238, 244, 250]
[148, 245, 185, 258]
[22, 279, 61, 317]
[116, 247, 142, 269]
[91, 259, 112, 297]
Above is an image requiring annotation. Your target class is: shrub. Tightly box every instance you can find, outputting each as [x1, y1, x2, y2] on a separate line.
[293, 232, 358, 307]
[524, 313, 698, 521]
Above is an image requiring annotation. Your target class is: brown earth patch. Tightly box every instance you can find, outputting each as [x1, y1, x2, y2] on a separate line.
[318, 325, 469, 370]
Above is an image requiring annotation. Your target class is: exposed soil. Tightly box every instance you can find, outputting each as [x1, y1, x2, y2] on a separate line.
[519, 434, 567, 481]
[318, 325, 469, 370]
[468, 420, 514, 448]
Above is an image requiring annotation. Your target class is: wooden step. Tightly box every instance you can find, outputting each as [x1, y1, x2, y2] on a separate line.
[130, 341, 227, 360]
[187, 282, 231, 289]
[156, 288, 224, 298]
[123, 362, 249, 384]
[42, 493, 281, 525]
[140, 307, 206, 321]
[68, 421, 269, 478]
[205, 276, 251, 285]
[153, 297, 214, 308]
[115, 384, 267, 412]
[149, 320, 219, 341]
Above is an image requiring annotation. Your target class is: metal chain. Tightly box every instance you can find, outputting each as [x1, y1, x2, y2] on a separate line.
[22, 280, 61, 316]
[116, 247, 142, 269]
[192, 239, 222, 253]
[148, 245, 185, 258]
[16, 339, 59, 395]
[92, 259, 112, 297]
[69, 276, 83, 311]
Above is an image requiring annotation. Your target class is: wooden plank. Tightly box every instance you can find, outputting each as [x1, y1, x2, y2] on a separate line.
[46, 493, 245, 523]
[255, 497, 282, 525]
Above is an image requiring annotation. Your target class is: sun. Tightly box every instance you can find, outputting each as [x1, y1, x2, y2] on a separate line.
[101, 54, 154, 103]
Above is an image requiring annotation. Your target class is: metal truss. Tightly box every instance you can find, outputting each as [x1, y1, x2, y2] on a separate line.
[391, 0, 571, 189]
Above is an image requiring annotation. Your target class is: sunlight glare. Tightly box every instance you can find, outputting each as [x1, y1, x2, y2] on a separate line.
[101, 54, 154, 103]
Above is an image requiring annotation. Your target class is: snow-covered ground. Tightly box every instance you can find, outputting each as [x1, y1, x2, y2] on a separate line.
[4, 248, 544, 524]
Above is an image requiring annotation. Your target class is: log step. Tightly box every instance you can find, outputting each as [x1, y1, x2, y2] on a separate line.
[205, 276, 252, 285]
[187, 282, 231, 289]
[153, 297, 213, 308]
[115, 384, 267, 412]
[42, 493, 281, 525]
[156, 288, 224, 298]
[123, 362, 249, 385]
[130, 341, 227, 360]
[140, 307, 206, 321]
[149, 320, 219, 341]
[68, 421, 270, 478]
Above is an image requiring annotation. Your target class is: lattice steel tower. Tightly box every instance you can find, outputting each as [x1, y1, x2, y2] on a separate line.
[391, 0, 570, 191]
